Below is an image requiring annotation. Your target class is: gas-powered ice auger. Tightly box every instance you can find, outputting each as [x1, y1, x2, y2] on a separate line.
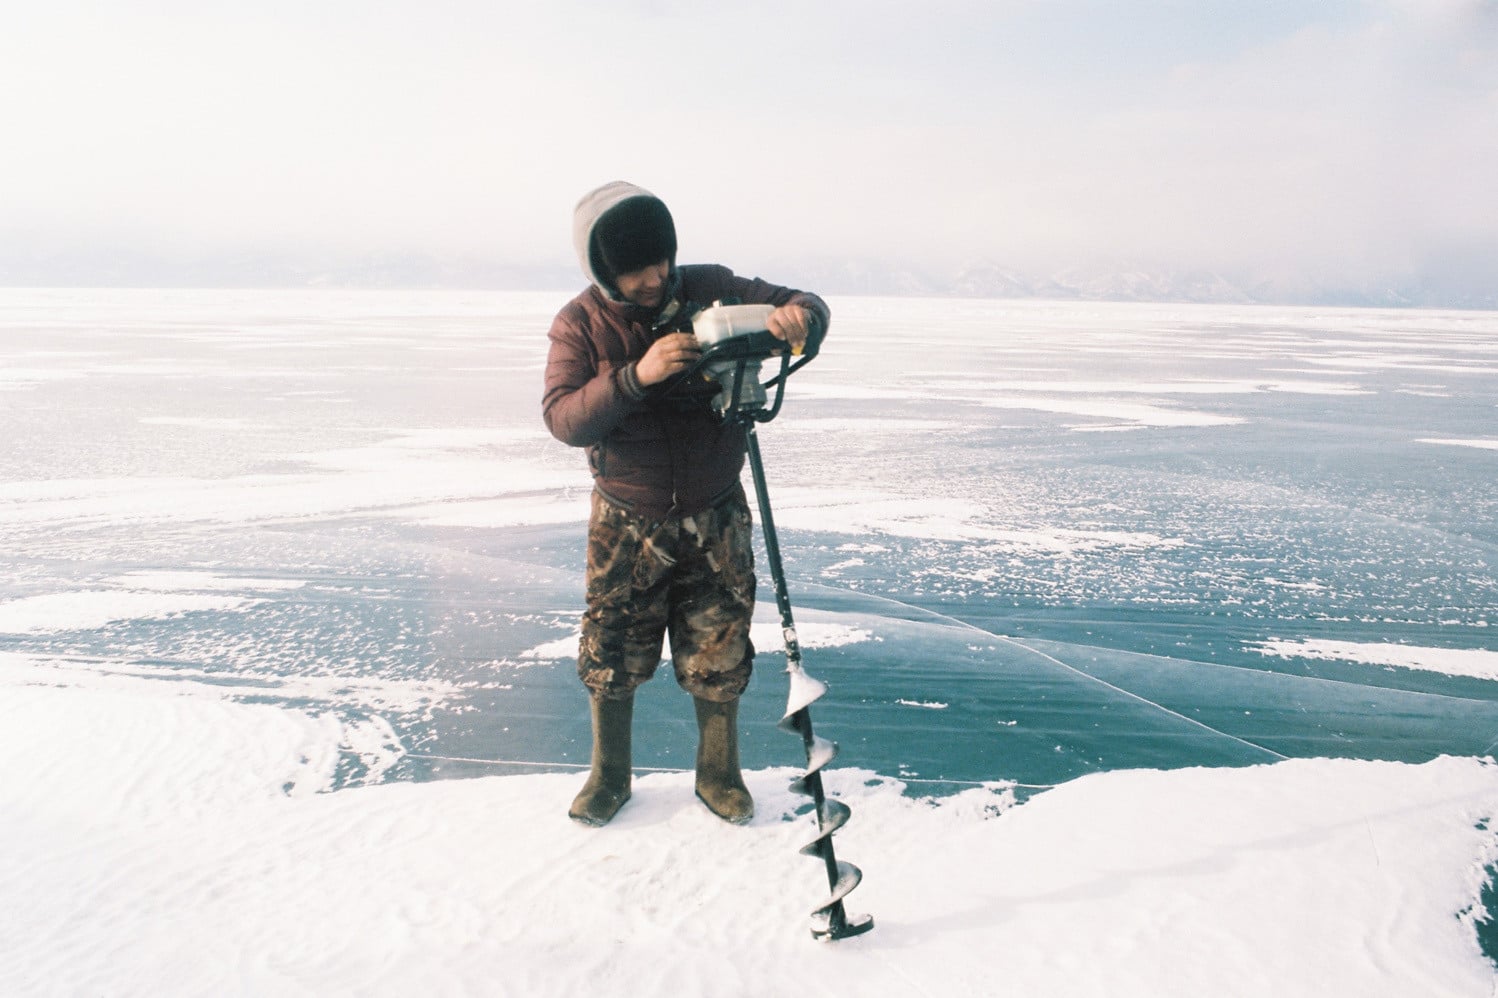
[688, 302, 874, 942]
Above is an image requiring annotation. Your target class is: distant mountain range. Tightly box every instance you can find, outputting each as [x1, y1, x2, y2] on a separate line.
[792, 259, 1498, 309]
[3, 249, 1493, 309]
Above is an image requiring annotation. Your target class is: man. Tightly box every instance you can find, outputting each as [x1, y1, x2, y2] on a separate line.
[543, 180, 829, 826]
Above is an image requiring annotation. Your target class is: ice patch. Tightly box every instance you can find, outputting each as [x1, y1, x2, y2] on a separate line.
[110, 571, 306, 592]
[970, 377, 1366, 396]
[1253, 638, 1498, 681]
[754, 620, 876, 653]
[297, 426, 556, 472]
[1420, 438, 1498, 452]
[0, 367, 86, 387]
[771, 416, 963, 434]
[982, 395, 1245, 430]
[0, 591, 255, 634]
[138, 416, 258, 430]
[0, 466, 588, 533]
[338, 713, 408, 786]
[394, 493, 590, 528]
[0, 651, 460, 717]
[515, 619, 877, 662]
[1263, 577, 1328, 592]
[770, 488, 1183, 553]
[517, 634, 582, 662]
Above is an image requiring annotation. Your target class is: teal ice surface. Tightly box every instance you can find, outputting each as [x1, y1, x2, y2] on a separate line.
[2, 291, 1495, 794]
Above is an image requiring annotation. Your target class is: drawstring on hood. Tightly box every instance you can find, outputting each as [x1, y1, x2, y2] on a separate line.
[573, 181, 680, 306]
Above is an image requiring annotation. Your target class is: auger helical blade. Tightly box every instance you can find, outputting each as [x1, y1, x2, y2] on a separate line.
[788, 734, 839, 796]
[810, 862, 874, 941]
[783, 662, 827, 718]
[741, 422, 872, 941]
[783, 709, 872, 940]
[818, 860, 862, 908]
[804, 733, 838, 773]
[776, 709, 805, 736]
[798, 799, 852, 854]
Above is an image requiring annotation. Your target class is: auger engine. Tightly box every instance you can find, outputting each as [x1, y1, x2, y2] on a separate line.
[690, 303, 784, 415]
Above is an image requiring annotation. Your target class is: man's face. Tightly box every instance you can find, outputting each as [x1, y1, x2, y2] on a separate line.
[614, 259, 670, 309]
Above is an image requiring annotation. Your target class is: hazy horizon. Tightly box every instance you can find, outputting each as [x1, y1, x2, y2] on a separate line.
[4, 1, 1496, 304]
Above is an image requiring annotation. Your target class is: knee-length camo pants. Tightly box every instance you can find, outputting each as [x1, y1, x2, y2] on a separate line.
[578, 484, 757, 702]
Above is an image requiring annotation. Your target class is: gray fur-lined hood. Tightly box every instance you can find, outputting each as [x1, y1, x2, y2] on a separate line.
[571, 180, 672, 301]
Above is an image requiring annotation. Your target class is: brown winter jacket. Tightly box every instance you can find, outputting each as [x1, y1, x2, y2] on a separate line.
[543, 264, 830, 520]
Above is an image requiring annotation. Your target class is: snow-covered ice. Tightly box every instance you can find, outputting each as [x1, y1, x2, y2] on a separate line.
[1, 663, 1494, 996]
[2, 288, 1497, 995]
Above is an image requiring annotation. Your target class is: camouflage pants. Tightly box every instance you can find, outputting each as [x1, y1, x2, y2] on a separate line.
[578, 485, 756, 702]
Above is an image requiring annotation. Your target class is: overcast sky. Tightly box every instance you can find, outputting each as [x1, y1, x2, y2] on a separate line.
[3, 0, 1496, 290]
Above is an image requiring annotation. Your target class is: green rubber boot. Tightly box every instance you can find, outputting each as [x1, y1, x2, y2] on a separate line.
[693, 696, 754, 824]
[568, 693, 634, 827]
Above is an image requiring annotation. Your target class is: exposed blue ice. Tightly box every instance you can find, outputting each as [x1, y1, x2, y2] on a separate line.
[2, 289, 1495, 795]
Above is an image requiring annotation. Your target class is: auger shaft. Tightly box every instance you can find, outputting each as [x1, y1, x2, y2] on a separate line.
[743, 425, 799, 667]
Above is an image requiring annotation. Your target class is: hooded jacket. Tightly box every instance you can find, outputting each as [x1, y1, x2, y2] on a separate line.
[543, 181, 830, 520]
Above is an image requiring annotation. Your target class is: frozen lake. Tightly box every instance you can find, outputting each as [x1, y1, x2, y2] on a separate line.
[3, 288, 1496, 796]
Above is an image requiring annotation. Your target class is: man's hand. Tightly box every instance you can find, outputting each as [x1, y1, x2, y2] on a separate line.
[635, 331, 702, 386]
[766, 305, 813, 355]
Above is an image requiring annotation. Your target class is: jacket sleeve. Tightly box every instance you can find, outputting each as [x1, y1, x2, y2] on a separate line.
[542, 308, 645, 448]
[717, 269, 830, 359]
